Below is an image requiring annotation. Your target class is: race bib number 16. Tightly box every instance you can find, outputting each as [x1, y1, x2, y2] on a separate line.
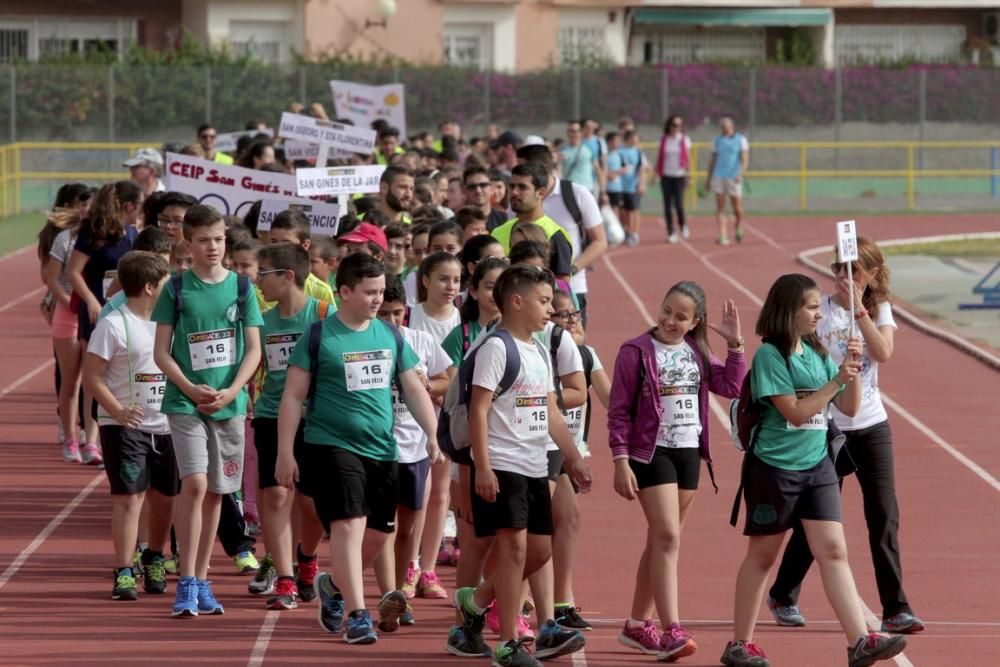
[188, 329, 236, 371]
[515, 396, 548, 438]
[343, 349, 392, 391]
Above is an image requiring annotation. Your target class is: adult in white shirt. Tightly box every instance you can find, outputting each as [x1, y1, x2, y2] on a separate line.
[123, 148, 166, 197]
[655, 115, 693, 244]
[516, 144, 607, 325]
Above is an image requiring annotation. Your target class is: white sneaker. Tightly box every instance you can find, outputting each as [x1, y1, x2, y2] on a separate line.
[681, 226, 690, 240]
[667, 233, 678, 244]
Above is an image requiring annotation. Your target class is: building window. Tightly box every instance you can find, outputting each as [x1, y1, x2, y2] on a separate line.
[443, 24, 491, 69]
[633, 27, 765, 65]
[229, 20, 289, 64]
[836, 25, 966, 65]
[0, 18, 135, 62]
[559, 25, 608, 65]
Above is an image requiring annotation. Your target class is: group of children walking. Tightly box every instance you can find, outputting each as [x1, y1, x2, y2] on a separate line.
[39, 167, 919, 667]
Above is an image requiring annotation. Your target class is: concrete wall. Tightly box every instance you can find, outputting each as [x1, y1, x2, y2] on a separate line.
[4, 0, 183, 51]
[303, 0, 443, 64]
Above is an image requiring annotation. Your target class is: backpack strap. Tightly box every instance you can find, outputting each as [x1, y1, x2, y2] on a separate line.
[549, 325, 566, 411]
[306, 320, 324, 409]
[461, 320, 471, 355]
[387, 322, 406, 397]
[560, 179, 589, 253]
[170, 274, 185, 318]
[402, 305, 410, 328]
[578, 344, 594, 441]
[492, 329, 522, 398]
[235, 274, 252, 322]
[317, 300, 330, 320]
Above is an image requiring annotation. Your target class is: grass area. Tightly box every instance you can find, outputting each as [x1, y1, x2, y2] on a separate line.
[0, 211, 45, 256]
[881, 237, 1000, 258]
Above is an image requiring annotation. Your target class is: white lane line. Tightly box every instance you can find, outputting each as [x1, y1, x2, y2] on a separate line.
[0, 473, 104, 592]
[571, 647, 588, 666]
[246, 610, 280, 667]
[0, 358, 55, 400]
[605, 247, 913, 667]
[861, 600, 915, 667]
[0, 285, 46, 314]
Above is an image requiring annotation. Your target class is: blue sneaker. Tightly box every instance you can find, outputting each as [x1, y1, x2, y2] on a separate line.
[534, 618, 586, 659]
[343, 609, 378, 644]
[171, 576, 198, 617]
[315, 572, 345, 634]
[196, 579, 224, 615]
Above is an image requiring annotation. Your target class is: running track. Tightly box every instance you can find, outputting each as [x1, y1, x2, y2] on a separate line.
[1, 214, 997, 666]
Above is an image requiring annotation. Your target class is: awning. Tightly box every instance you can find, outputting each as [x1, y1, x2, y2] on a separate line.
[632, 8, 832, 27]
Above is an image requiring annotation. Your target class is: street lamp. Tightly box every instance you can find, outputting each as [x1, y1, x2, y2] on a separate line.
[365, 0, 397, 30]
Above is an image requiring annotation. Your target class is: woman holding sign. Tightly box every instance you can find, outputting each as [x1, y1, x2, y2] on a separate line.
[767, 238, 924, 635]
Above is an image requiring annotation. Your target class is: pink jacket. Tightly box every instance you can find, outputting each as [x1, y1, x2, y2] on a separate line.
[655, 133, 689, 177]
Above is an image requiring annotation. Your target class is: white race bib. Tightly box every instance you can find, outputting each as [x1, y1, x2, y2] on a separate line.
[103, 270, 117, 300]
[392, 389, 409, 419]
[661, 385, 699, 426]
[188, 328, 236, 371]
[343, 349, 392, 391]
[788, 389, 827, 430]
[134, 372, 166, 410]
[565, 405, 584, 439]
[514, 395, 548, 438]
[265, 332, 301, 372]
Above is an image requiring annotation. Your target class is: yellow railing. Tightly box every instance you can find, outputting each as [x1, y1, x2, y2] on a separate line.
[2, 140, 999, 217]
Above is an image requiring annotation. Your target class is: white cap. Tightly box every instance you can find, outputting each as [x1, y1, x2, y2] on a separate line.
[523, 134, 545, 146]
[123, 147, 164, 168]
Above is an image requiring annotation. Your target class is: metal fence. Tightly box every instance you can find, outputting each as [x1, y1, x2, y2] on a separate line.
[2, 64, 1000, 143]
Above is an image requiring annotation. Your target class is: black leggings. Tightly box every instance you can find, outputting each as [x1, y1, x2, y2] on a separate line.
[768, 420, 912, 619]
[660, 176, 687, 235]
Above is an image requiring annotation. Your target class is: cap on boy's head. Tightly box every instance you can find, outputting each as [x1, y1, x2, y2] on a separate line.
[123, 147, 164, 169]
[338, 222, 387, 253]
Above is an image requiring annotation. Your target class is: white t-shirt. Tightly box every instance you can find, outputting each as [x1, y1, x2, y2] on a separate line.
[539, 324, 584, 452]
[88, 304, 169, 434]
[543, 180, 602, 295]
[565, 345, 604, 450]
[661, 135, 692, 177]
[403, 271, 419, 307]
[49, 228, 77, 295]
[393, 327, 451, 464]
[818, 296, 896, 431]
[653, 339, 702, 448]
[408, 303, 461, 346]
[471, 335, 554, 478]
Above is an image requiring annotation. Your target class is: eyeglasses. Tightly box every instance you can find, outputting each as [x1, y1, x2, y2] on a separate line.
[200, 133, 216, 140]
[157, 216, 185, 228]
[830, 261, 861, 274]
[255, 269, 288, 282]
[465, 182, 491, 190]
[552, 309, 582, 321]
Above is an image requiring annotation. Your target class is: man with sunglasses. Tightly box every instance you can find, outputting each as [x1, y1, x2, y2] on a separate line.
[463, 165, 509, 232]
[197, 124, 235, 166]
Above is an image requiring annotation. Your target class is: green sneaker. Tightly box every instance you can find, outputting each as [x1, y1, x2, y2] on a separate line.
[163, 554, 179, 576]
[234, 550, 260, 574]
[494, 638, 540, 667]
[112, 567, 138, 601]
[143, 557, 168, 594]
[249, 554, 276, 595]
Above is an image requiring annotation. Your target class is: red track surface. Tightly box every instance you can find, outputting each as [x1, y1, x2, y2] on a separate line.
[1, 214, 998, 666]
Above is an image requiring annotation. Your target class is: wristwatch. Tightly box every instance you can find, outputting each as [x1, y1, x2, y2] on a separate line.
[728, 336, 745, 349]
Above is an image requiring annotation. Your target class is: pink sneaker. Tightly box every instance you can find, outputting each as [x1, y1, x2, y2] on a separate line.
[401, 562, 420, 599]
[416, 570, 448, 599]
[618, 619, 663, 655]
[62, 440, 81, 463]
[486, 600, 500, 634]
[81, 442, 103, 465]
[517, 614, 535, 639]
[658, 622, 697, 662]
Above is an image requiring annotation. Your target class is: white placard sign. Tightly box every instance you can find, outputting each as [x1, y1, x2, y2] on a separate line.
[330, 80, 407, 139]
[215, 128, 274, 154]
[278, 112, 376, 155]
[257, 199, 342, 237]
[296, 165, 385, 198]
[837, 220, 859, 262]
[165, 153, 314, 218]
[284, 140, 353, 163]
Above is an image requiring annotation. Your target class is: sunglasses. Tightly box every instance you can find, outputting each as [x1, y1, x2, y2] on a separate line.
[465, 182, 491, 190]
[200, 133, 216, 140]
[830, 261, 861, 274]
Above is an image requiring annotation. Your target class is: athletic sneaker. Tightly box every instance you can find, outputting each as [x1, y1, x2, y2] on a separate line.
[376, 590, 408, 633]
[735, 225, 745, 243]
[847, 633, 907, 667]
[233, 550, 259, 574]
[80, 442, 102, 465]
[681, 226, 690, 240]
[716, 236, 731, 246]
[494, 638, 540, 667]
[535, 619, 586, 659]
[767, 596, 806, 627]
[417, 570, 448, 599]
[880, 612, 925, 634]
[400, 604, 415, 626]
[454, 587, 487, 642]
[296, 554, 318, 602]
[62, 440, 81, 463]
[315, 572, 345, 634]
[142, 556, 167, 594]
[618, 619, 662, 655]
[485, 601, 534, 638]
[554, 604, 592, 631]
[667, 233, 679, 244]
[249, 554, 276, 596]
[163, 554, 179, 576]
[343, 609, 378, 644]
[626, 232, 641, 247]
[720, 640, 769, 667]
[171, 576, 199, 617]
[266, 577, 298, 610]
[445, 624, 491, 658]
[401, 562, 420, 599]
[196, 579, 224, 615]
[112, 567, 138, 601]
[657, 622, 696, 661]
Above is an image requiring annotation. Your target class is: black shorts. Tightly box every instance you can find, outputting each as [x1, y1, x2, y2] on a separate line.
[470, 468, 553, 538]
[628, 447, 701, 490]
[252, 417, 311, 496]
[100, 425, 179, 496]
[397, 458, 431, 511]
[609, 192, 638, 211]
[546, 450, 564, 482]
[742, 454, 842, 536]
[300, 443, 398, 533]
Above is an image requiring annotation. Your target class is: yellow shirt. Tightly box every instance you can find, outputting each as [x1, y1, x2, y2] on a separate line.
[258, 273, 337, 313]
[213, 152, 234, 166]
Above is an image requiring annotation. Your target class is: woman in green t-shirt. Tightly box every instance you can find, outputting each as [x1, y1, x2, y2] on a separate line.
[722, 274, 907, 667]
